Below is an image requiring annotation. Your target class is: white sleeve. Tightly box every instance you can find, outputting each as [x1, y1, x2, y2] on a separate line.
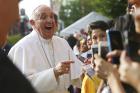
[73, 45, 80, 55]
[29, 68, 58, 93]
[8, 46, 58, 93]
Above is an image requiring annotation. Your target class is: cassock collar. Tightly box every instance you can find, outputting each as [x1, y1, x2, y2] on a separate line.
[32, 30, 54, 44]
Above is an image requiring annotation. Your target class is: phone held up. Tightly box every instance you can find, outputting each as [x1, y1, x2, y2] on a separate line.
[106, 30, 124, 64]
[126, 31, 140, 62]
[92, 41, 108, 59]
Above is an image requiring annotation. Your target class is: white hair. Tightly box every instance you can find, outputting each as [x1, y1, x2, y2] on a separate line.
[30, 4, 50, 20]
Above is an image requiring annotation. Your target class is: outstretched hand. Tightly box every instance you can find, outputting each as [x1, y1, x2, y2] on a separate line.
[53, 61, 74, 78]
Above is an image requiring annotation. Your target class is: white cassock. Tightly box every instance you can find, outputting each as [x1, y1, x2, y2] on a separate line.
[8, 30, 83, 93]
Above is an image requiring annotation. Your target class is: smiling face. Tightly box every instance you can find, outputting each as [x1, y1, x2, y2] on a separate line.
[0, 0, 19, 48]
[30, 5, 56, 39]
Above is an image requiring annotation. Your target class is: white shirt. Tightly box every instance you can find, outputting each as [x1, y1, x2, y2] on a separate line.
[73, 45, 80, 55]
[8, 30, 83, 93]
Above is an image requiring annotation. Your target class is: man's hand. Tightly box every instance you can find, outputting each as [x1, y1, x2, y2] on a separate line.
[107, 50, 122, 63]
[53, 61, 74, 78]
[119, 51, 140, 90]
[94, 54, 115, 79]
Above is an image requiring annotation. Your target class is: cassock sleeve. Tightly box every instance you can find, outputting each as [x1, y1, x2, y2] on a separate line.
[8, 46, 58, 93]
[28, 68, 58, 93]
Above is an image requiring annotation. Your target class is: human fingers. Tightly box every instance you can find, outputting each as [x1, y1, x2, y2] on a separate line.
[95, 68, 108, 79]
[120, 51, 131, 65]
[94, 54, 102, 65]
[61, 62, 72, 74]
[119, 64, 128, 83]
[107, 50, 122, 58]
[62, 60, 74, 65]
[119, 51, 131, 82]
[94, 54, 106, 66]
[62, 67, 70, 74]
[61, 60, 74, 68]
[120, 51, 126, 64]
[54, 63, 64, 77]
[94, 54, 100, 59]
[138, 49, 140, 55]
[94, 55, 106, 72]
[54, 62, 71, 76]
[107, 58, 112, 63]
[95, 54, 116, 79]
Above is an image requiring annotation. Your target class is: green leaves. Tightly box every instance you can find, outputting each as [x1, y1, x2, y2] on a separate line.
[59, 0, 127, 27]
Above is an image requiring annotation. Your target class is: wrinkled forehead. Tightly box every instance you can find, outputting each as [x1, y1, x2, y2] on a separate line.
[36, 5, 52, 13]
[32, 5, 53, 19]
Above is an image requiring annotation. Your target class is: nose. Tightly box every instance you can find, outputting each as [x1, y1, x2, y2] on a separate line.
[46, 17, 52, 22]
[49, 16, 52, 20]
[44, 18, 53, 26]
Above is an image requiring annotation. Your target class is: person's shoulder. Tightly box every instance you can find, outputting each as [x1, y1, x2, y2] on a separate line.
[53, 35, 67, 42]
[11, 32, 37, 51]
[53, 35, 64, 40]
[15, 32, 37, 46]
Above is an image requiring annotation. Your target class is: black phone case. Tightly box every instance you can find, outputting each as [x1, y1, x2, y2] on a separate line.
[107, 30, 124, 64]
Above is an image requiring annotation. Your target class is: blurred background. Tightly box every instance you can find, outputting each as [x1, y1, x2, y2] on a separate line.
[8, 0, 127, 45]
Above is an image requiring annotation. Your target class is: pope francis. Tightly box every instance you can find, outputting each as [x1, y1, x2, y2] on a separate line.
[9, 5, 83, 93]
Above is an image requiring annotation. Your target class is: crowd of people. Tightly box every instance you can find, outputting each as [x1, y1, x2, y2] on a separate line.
[1, 0, 140, 93]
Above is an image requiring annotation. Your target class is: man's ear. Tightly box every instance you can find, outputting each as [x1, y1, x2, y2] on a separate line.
[56, 21, 58, 27]
[29, 19, 35, 26]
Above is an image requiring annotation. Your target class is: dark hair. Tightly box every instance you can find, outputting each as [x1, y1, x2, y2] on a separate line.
[89, 20, 109, 31]
[106, 19, 115, 29]
[67, 35, 78, 49]
[114, 14, 135, 33]
[128, 3, 133, 9]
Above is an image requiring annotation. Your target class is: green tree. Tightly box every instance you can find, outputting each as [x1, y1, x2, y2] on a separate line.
[59, 0, 127, 27]
[94, 0, 127, 18]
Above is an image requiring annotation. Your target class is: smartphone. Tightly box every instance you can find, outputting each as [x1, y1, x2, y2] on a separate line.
[87, 53, 92, 59]
[106, 30, 124, 64]
[98, 41, 108, 59]
[77, 55, 86, 62]
[92, 44, 98, 56]
[92, 42, 108, 59]
[127, 32, 140, 62]
[83, 64, 95, 78]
